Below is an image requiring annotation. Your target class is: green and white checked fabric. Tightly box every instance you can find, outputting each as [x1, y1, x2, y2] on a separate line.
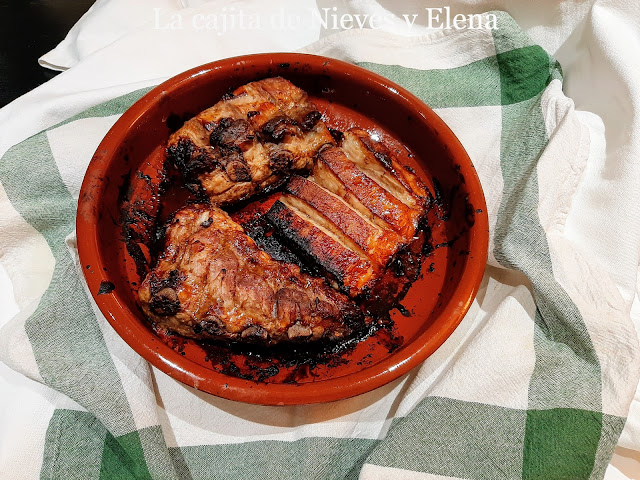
[0, 11, 638, 480]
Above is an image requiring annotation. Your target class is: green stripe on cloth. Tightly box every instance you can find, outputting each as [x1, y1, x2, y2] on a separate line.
[590, 415, 627, 480]
[0, 89, 174, 478]
[358, 57, 501, 108]
[137, 426, 185, 480]
[101, 430, 153, 480]
[496, 87, 601, 398]
[42, 409, 180, 480]
[174, 437, 377, 480]
[490, 11, 535, 55]
[523, 409, 601, 480]
[40, 409, 156, 480]
[491, 20, 605, 479]
[364, 397, 527, 478]
[0, 132, 138, 435]
[496, 46, 556, 105]
[41, 410, 106, 480]
[494, 95, 601, 405]
[61, 88, 153, 126]
[523, 411, 625, 480]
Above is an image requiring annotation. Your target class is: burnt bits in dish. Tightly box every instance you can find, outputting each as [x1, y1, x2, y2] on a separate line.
[140, 77, 431, 347]
[138, 205, 369, 344]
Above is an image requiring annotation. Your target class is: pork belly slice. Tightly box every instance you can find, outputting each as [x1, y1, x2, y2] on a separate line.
[341, 129, 429, 212]
[167, 77, 334, 206]
[263, 128, 431, 305]
[315, 145, 421, 239]
[138, 205, 368, 344]
[266, 199, 376, 297]
[284, 175, 403, 267]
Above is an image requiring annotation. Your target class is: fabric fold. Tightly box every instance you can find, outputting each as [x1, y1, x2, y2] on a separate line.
[1, 5, 639, 480]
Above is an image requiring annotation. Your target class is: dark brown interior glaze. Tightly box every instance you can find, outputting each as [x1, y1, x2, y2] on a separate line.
[77, 53, 488, 405]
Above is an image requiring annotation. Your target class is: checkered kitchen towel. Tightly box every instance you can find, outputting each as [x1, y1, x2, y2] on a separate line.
[1, 11, 638, 480]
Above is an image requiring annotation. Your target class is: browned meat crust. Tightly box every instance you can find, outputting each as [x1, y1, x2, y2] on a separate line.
[283, 175, 403, 267]
[138, 205, 369, 344]
[262, 128, 430, 308]
[266, 198, 376, 297]
[140, 78, 432, 345]
[314, 145, 419, 238]
[166, 77, 334, 206]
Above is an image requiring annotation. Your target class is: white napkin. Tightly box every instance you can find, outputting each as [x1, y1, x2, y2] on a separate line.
[1, 1, 639, 478]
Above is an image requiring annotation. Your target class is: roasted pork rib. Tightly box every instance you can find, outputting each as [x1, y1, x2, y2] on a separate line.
[141, 78, 431, 345]
[166, 77, 334, 205]
[262, 129, 430, 308]
[138, 205, 369, 343]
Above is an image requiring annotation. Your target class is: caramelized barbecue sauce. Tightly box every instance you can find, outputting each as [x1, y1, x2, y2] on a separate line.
[120, 96, 471, 385]
[152, 315, 401, 384]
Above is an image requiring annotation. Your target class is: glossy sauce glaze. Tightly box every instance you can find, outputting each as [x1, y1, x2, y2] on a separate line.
[118, 90, 470, 384]
[78, 54, 487, 404]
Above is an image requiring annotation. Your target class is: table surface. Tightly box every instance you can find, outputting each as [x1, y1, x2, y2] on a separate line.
[0, 0, 95, 108]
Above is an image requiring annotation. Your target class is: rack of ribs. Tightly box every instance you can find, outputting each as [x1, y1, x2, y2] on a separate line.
[138, 205, 370, 344]
[263, 128, 430, 312]
[166, 77, 334, 205]
[140, 78, 431, 345]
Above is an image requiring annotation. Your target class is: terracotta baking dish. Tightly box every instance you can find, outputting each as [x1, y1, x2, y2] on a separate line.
[76, 53, 488, 405]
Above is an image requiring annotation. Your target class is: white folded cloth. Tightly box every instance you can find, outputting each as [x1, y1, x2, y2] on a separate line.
[1, 1, 639, 478]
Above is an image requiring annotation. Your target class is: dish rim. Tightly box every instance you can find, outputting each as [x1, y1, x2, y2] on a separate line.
[76, 52, 489, 405]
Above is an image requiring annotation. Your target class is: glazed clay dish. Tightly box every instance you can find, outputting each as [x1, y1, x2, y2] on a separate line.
[77, 53, 488, 405]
